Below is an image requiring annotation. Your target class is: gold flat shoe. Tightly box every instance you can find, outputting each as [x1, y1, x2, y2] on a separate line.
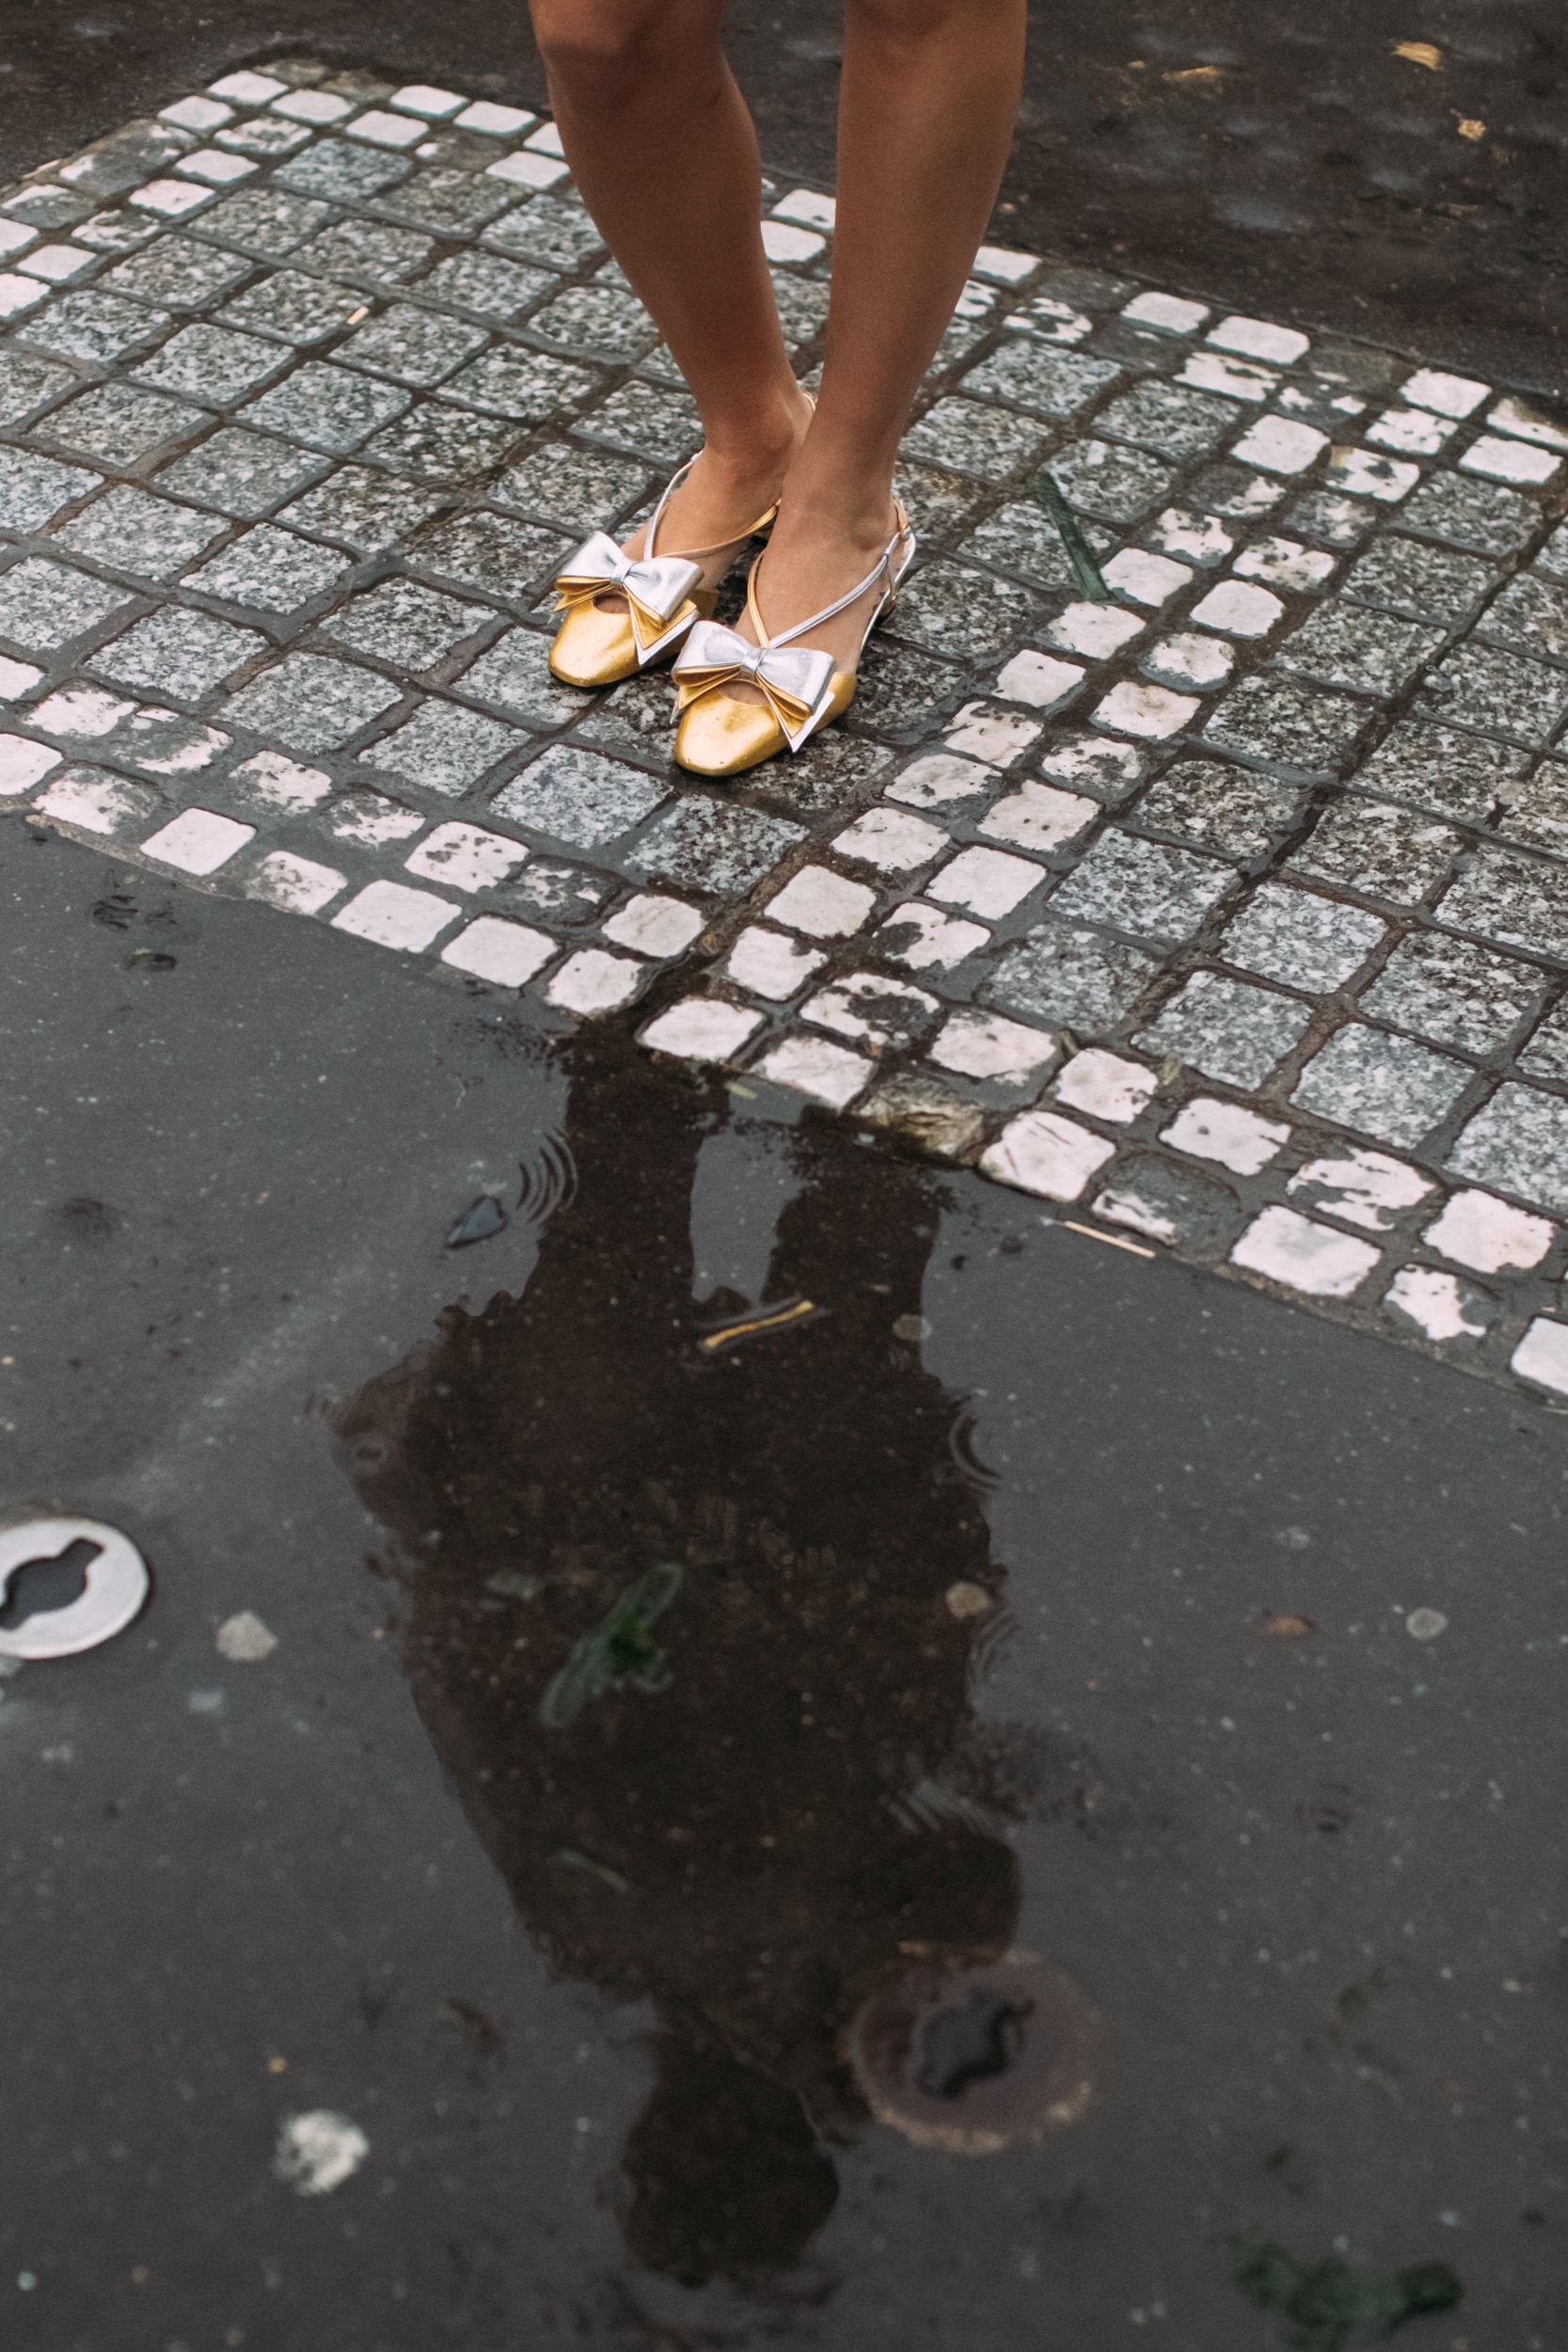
[672, 504, 916, 777]
[547, 457, 780, 691]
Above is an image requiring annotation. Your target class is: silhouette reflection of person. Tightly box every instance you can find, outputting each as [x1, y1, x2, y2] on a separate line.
[336, 1028, 1020, 2286]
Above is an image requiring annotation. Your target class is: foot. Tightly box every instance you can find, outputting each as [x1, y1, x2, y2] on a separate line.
[594, 386, 816, 618]
[724, 495, 906, 704]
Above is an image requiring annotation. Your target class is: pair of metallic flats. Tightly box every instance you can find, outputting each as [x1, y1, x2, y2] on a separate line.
[547, 456, 916, 778]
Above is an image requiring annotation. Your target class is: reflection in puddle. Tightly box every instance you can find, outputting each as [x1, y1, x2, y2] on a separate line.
[336, 1033, 1095, 2286]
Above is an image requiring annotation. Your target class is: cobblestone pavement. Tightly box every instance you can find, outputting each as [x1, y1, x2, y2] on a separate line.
[4, 60, 1568, 1403]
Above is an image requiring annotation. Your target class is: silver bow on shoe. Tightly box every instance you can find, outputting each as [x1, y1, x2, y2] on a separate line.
[673, 620, 837, 752]
[551, 532, 705, 660]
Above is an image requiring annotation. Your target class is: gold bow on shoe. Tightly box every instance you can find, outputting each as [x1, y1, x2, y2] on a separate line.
[673, 621, 837, 753]
[552, 532, 705, 660]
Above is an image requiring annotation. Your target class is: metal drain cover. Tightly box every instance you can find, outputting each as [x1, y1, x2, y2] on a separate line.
[0, 1517, 150, 1660]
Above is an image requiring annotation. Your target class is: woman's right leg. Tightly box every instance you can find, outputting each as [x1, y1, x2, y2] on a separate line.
[529, 0, 812, 548]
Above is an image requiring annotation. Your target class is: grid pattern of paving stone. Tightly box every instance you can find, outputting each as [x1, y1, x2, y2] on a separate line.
[6, 65, 1568, 1401]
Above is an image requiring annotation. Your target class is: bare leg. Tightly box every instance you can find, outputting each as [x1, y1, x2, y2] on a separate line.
[530, 0, 813, 564]
[742, 0, 1027, 671]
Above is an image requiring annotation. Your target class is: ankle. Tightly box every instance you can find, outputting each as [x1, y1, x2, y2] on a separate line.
[771, 486, 899, 553]
[701, 383, 815, 476]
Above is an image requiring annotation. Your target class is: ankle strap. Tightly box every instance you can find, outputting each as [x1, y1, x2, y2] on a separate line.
[746, 503, 911, 650]
[646, 397, 817, 563]
[644, 460, 784, 565]
[643, 458, 696, 563]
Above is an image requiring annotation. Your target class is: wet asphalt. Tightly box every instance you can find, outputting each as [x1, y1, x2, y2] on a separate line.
[7, 783, 1568, 2349]
[4, 9, 1568, 2348]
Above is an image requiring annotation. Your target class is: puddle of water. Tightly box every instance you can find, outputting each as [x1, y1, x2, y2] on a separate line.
[335, 1030, 1031, 2285]
[322, 1024, 1568, 2335]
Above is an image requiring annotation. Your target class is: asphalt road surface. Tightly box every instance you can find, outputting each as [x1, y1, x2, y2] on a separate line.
[7, 802, 1568, 2351]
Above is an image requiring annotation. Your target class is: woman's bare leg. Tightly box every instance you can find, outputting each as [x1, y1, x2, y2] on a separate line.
[529, 0, 812, 557]
[745, 0, 1027, 668]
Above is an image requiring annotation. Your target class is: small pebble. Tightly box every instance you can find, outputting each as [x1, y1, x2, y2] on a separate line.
[215, 1611, 277, 1662]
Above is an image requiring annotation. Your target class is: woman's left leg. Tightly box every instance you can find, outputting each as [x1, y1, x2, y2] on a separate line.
[678, 0, 1025, 760]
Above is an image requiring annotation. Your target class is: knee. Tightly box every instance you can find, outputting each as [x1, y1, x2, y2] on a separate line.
[531, 0, 703, 111]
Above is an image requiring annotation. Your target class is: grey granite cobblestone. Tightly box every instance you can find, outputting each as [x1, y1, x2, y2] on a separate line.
[361, 698, 522, 792]
[53, 484, 224, 577]
[334, 304, 489, 389]
[1045, 437, 1176, 523]
[1280, 489, 1377, 548]
[903, 396, 1049, 481]
[491, 441, 647, 532]
[957, 499, 1114, 591]
[419, 253, 556, 326]
[1048, 828, 1235, 941]
[1476, 571, 1568, 667]
[242, 362, 408, 452]
[90, 605, 265, 698]
[371, 167, 515, 238]
[1438, 847, 1568, 963]
[526, 284, 656, 364]
[442, 346, 599, 426]
[0, 447, 101, 532]
[277, 464, 446, 551]
[483, 197, 604, 272]
[218, 269, 366, 345]
[290, 220, 433, 287]
[1201, 675, 1370, 777]
[38, 386, 199, 468]
[1136, 970, 1309, 1087]
[1219, 882, 1386, 993]
[985, 921, 1159, 1029]
[1497, 760, 1568, 858]
[0, 350, 77, 428]
[1518, 1000, 1568, 1086]
[221, 651, 403, 748]
[490, 742, 667, 848]
[1351, 720, 1525, 826]
[1274, 601, 1446, 699]
[887, 561, 1034, 660]
[950, 340, 1119, 420]
[1417, 639, 1568, 745]
[1449, 1085, 1568, 1216]
[106, 237, 254, 310]
[274, 139, 410, 205]
[362, 403, 520, 482]
[0, 556, 139, 647]
[408, 510, 569, 603]
[8, 77, 1568, 1397]
[1288, 799, 1465, 906]
[156, 427, 331, 516]
[456, 628, 590, 729]
[183, 522, 348, 612]
[1291, 1023, 1471, 1147]
[1400, 470, 1537, 555]
[1098, 381, 1236, 461]
[1360, 930, 1544, 1056]
[1131, 760, 1304, 858]
[192, 186, 337, 259]
[320, 577, 492, 671]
